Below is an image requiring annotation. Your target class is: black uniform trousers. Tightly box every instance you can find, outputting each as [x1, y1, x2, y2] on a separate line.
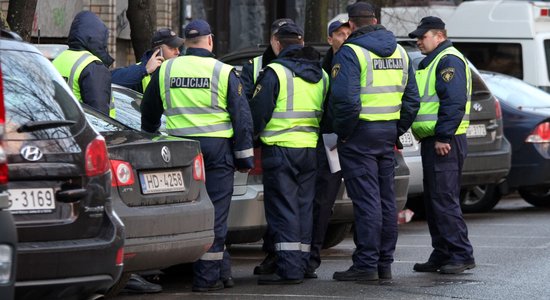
[338, 121, 398, 271]
[192, 137, 235, 288]
[421, 134, 474, 264]
[262, 144, 317, 280]
[309, 137, 343, 270]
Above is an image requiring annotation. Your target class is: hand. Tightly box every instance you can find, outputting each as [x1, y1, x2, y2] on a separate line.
[237, 168, 251, 173]
[435, 141, 451, 156]
[145, 49, 164, 74]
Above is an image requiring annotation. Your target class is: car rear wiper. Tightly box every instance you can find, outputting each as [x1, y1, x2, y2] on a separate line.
[17, 120, 77, 132]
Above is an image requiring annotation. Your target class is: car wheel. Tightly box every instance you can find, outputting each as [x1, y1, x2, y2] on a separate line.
[518, 187, 550, 207]
[103, 272, 131, 298]
[460, 184, 501, 213]
[322, 223, 353, 249]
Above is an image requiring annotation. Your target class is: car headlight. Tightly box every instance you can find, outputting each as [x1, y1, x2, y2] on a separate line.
[0, 244, 14, 284]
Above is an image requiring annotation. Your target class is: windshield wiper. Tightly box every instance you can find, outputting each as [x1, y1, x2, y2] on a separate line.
[17, 120, 77, 133]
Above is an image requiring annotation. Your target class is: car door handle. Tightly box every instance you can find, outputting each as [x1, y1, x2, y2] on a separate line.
[56, 188, 87, 203]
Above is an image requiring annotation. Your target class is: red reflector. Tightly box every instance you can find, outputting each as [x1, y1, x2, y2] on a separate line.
[85, 137, 111, 177]
[249, 148, 263, 175]
[110, 160, 135, 187]
[123, 252, 137, 261]
[494, 98, 502, 120]
[115, 247, 124, 266]
[541, 8, 549, 16]
[526, 122, 550, 143]
[0, 162, 7, 185]
[193, 153, 205, 181]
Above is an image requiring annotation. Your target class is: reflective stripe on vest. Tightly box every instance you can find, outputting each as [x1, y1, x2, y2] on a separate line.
[411, 46, 472, 139]
[345, 43, 408, 121]
[159, 56, 234, 138]
[259, 63, 327, 148]
[53, 50, 116, 118]
[252, 55, 262, 84]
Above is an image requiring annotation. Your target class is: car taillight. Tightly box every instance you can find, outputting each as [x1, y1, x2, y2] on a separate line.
[0, 64, 6, 185]
[249, 148, 263, 175]
[193, 153, 205, 181]
[0, 146, 7, 185]
[110, 160, 134, 187]
[115, 247, 124, 267]
[494, 98, 502, 120]
[85, 136, 111, 177]
[525, 122, 550, 143]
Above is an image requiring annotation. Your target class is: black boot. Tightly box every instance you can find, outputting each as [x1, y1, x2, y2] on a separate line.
[122, 274, 162, 294]
[253, 252, 277, 275]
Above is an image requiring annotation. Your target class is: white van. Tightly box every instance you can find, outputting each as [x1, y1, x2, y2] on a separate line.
[382, 0, 550, 91]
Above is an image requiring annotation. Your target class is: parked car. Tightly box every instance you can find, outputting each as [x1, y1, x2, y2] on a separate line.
[218, 46, 411, 247]
[480, 71, 550, 207]
[0, 42, 17, 300]
[83, 102, 215, 296]
[111, 83, 409, 249]
[1, 30, 124, 299]
[397, 45, 512, 214]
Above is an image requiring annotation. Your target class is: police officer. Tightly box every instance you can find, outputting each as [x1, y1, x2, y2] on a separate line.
[306, 19, 351, 278]
[330, 2, 419, 281]
[140, 19, 254, 292]
[112, 28, 183, 93]
[250, 22, 328, 285]
[243, 18, 297, 277]
[408, 16, 475, 274]
[53, 11, 115, 117]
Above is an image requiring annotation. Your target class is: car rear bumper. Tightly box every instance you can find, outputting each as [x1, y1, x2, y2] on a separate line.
[507, 160, 550, 188]
[123, 230, 213, 271]
[113, 185, 214, 272]
[226, 184, 266, 244]
[15, 208, 124, 298]
[462, 138, 512, 187]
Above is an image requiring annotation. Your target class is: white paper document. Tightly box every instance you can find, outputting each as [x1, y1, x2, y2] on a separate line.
[322, 133, 341, 173]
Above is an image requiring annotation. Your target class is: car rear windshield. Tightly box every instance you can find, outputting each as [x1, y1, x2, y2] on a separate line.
[0, 49, 82, 140]
[483, 73, 550, 108]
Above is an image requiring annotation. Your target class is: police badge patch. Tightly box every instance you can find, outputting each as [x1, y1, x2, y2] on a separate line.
[440, 67, 455, 82]
[332, 63, 341, 78]
[253, 84, 262, 98]
[237, 83, 243, 96]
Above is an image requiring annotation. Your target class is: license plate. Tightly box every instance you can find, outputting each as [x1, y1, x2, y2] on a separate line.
[467, 124, 487, 138]
[139, 170, 185, 194]
[399, 131, 414, 147]
[7, 188, 55, 214]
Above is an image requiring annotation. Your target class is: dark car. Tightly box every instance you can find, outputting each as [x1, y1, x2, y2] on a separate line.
[83, 96, 215, 296]
[480, 71, 550, 207]
[0, 43, 17, 300]
[399, 45, 512, 214]
[1, 30, 124, 299]
[218, 46, 411, 248]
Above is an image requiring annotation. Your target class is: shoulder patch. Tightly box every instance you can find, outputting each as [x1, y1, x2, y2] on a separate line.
[253, 84, 262, 98]
[237, 83, 243, 96]
[332, 63, 341, 78]
[440, 67, 455, 83]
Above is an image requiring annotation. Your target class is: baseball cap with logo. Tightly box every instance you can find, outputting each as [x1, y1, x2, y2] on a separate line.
[271, 18, 295, 35]
[184, 19, 212, 39]
[328, 19, 349, 36]
[347, 1, 376, 18]
[274, 22, 304, 38]
[151, 28, 184, 48]
[408, 16, 446, 38]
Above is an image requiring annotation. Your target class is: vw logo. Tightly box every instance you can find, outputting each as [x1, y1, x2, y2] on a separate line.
[161, 146, 171, 163]
[20, 145, 43, 161]
[473, 102, 483, 112]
